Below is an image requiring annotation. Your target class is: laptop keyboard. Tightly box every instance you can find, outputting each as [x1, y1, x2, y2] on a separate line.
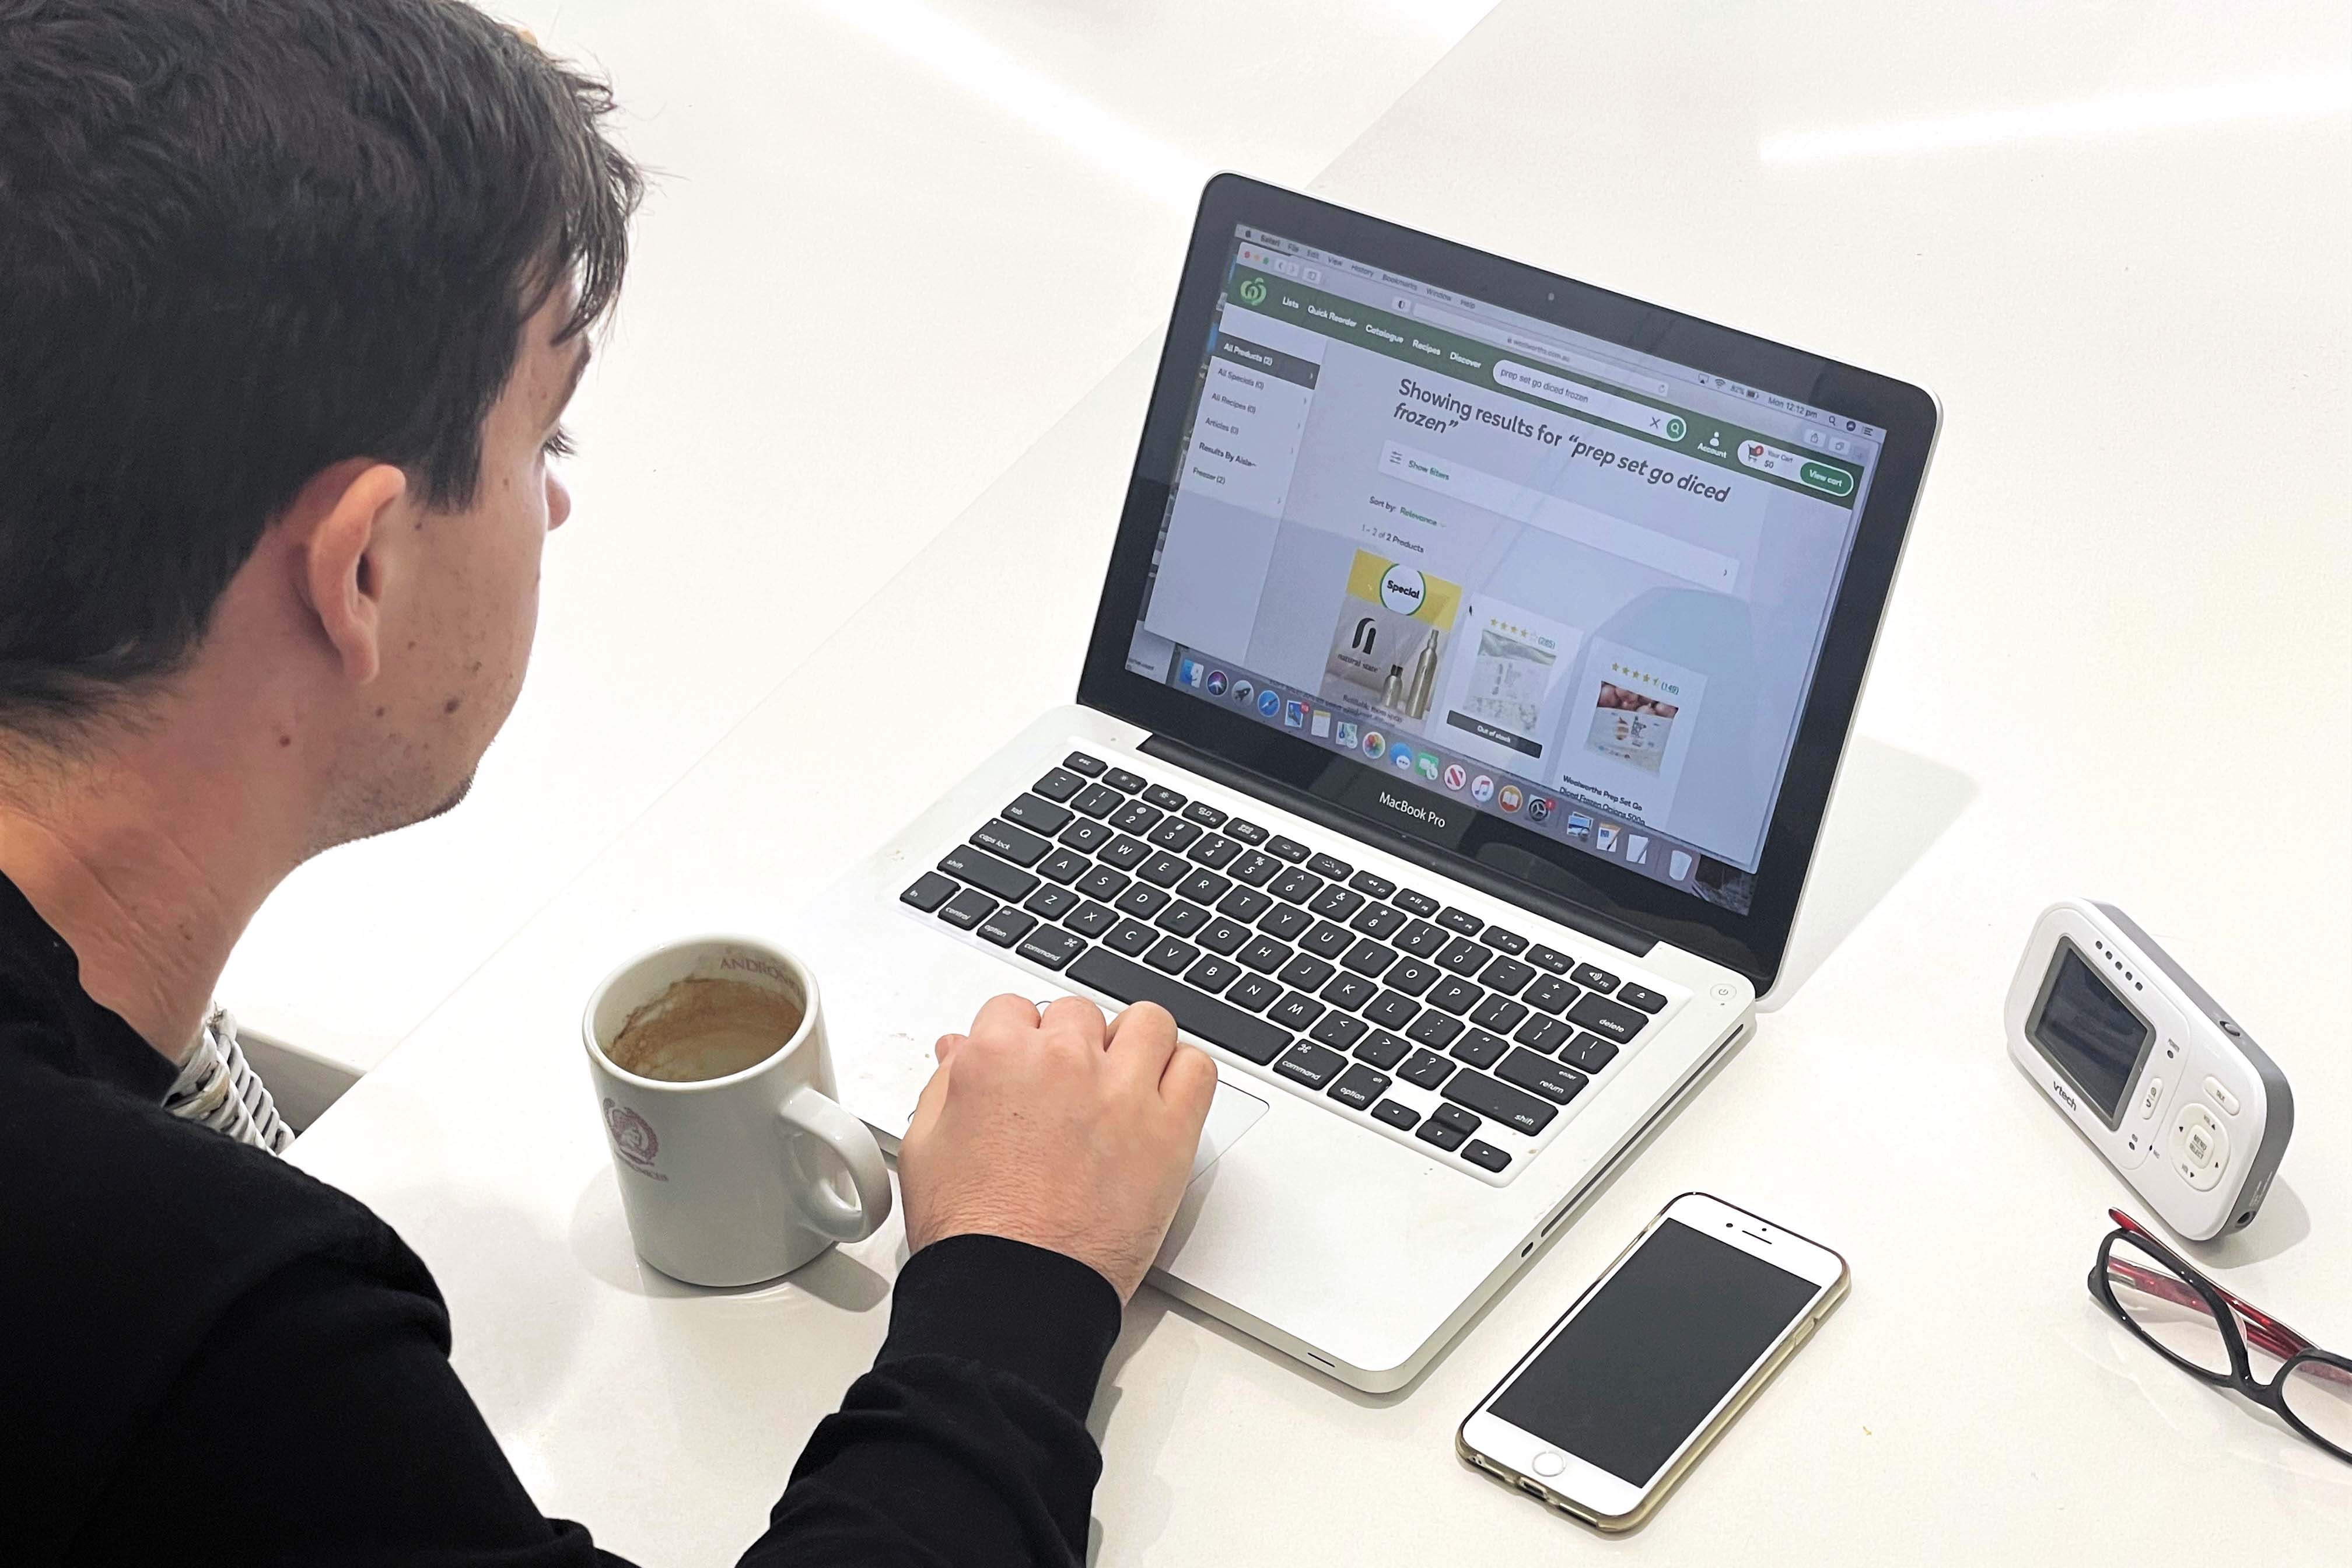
[898, 750, 1675, 1179]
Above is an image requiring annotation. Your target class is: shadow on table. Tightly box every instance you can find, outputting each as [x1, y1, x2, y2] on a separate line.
[566, 1168, 891, 1310]
[1766, 734, 1978, 1009]
[2188, 1176, 2311, 1268]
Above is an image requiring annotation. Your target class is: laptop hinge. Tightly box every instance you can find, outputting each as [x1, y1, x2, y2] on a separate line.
[1140, 734, 1658, 957]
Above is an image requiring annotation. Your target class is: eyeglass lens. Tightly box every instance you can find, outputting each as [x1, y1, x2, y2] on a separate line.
[2105, 1237, 2233, 1376]
[2280, 1358, 2352, 1452]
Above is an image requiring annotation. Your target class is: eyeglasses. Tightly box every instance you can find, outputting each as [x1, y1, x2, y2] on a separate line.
[2091, 1208, 2350, 1462]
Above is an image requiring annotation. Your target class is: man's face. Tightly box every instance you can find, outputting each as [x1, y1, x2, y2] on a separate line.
[335, 287, 583, 844]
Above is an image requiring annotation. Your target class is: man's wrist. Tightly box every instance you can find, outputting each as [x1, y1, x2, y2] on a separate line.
[878, 1233, 1122, 1421]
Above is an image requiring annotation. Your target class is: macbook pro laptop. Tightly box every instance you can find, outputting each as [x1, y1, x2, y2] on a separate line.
[799, 176, 1937, 1391]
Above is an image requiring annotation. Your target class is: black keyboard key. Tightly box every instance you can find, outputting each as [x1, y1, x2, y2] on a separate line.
[1196, 918, 1251, 956]
[1227, 850, 1281, 887]
[1143, 783, 1187, 811]
[1427, 978, 1484, 1016]
[1527, 944, 1573, 974]
[1572, 963, 1621, 992]
[1185, 955, 1242, 993]
[1108, 800, 1163, 835]
[1024, 884, 1079, 920]
[1138, 851, 1190, 888]
[1349, 870, 1397, 899]
[1415, 1117, 1468, 1152]
[1114, 884, 1171, 919]
[1461, 1139, 1511, 1173]
[979, 907, 1038, 947]
[1450, 1028, 1508, 1069]
[971, 818, 1051, 867]
[1371, 1098, 1421, 1130]
[1341, 939, 1399, 978]
[1258, 905, 1312, 941]
[1319, 972, 1376, 1012]
[1149, 818, 1203, 852]
[939, 845, 1041, 902]
[1387, 958, 1441, 996]
[1178, 869, 1231, 905]
[1433, 1103, 1481, 1135]
[1406, 1011, 1465, 1050]
[1182, 801, 1228, 829]
[1483, 928, 1528, 956]
[1063, 751, 1107, 776]
[1392, 888, 1440, 918]
[1363, 992, 1420, 1031]
[1349, 902, 1409, 940]
[1017, 926, 1085, 971]
[1269, 867, 1324, 904]
[1308, 885, 1365, 922]
[1076, 864, 1130, 902]
[1442, 1069, 1558, 1135]
[1189, 835, 1241, 870]
[1239, 936, 1292, 973]
[1224, 818, 1269, 844]
[1218, 886, 1273, 922]
[1275, 1042, 1348, 1090]
[1355, 1031, 1411, 1070]
[1155, 901, 1210, 938]
[1065, 901, 1120, 939]
[1471, 996, 1530, 1034]
[1277, 953, 1336, 991]
[1268, 992, 1326, 1032]
[1058, 818, 1113, 854]
[1098, 835, 1151, 870]
[1496, 1048, 1587, 1105]
[940, 888, 997, 929]
[1067, 948, 1289, 1065]
[1326, 1062, 1390, 1109]
[1437, 937, 1493, 976]
[1479, 957, 1536, 995]
[1266, 835, 1311, 864]
[1002, 793, 1073, 834]
[1032, 768, 1086, 802]
[1226, 972, 1281, 1012]
[1038, 847, 1091, 886]
[1072, 782, 1124, 818]
[1101, 767, 1145, 793]
[1437, 907, 1485, 936]
[1144, 937, 1199, 974]
[1567, 992, 1649, 1044]
[1105, 918, 1160, 956]
[1310, 1012, 1369, 1051]
[1307, 852, 1353, 881]
[1562, 1032, 1620, 1073]
[1398, 1048, 1453, 1088]
[1515, 1014, 1573, 1054]
[1618, 983, 1668, 1014]
[1300, 921, 1353, 960]
[1395, 921, 1449, 959]
[1524, 975, 1581, 1014]
[901, 872, 957, 912]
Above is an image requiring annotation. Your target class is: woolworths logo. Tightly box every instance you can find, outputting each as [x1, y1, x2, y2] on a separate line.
[1238, 276, 1268, 306]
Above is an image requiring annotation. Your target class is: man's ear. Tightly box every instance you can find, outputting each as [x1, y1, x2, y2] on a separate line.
[295, 460, 410, 687]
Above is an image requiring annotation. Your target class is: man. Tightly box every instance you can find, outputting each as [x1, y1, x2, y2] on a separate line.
[0, 3, 1213, 1563]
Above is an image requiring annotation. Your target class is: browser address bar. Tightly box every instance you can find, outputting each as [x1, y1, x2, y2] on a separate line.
[1397, 298, 1672, 398]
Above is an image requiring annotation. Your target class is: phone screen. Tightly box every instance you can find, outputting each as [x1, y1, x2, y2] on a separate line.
[1489, 1218, 1822, 1486]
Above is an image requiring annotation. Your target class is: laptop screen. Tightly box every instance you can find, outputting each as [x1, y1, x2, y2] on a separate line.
[1119, 224, 1888, 916]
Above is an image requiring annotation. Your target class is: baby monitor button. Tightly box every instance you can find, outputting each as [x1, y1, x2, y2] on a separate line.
[2202, 1076, 2240, 1116]
[2136, 1077, 2162, 1119]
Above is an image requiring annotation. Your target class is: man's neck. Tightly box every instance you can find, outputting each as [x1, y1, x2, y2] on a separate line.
[0, 728, 311, 1061]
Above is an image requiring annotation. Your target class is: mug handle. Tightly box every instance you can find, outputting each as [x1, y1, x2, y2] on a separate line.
[775, 1085, 893, 1242]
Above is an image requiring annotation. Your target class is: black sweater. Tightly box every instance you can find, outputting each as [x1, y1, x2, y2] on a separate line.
[0, 873, 1121, 1564]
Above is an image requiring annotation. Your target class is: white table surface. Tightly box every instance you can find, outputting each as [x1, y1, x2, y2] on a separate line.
[218, 0, 1497, 1075]
[290, 2, 2351, 1561]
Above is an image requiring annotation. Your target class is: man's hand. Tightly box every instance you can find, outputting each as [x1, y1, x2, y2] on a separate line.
[898, 995, 1217, 1303]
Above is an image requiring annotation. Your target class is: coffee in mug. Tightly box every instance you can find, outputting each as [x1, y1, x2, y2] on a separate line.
[607, 975, 805, 1083]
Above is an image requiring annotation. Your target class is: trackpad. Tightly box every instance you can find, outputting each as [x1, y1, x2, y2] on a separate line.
[1189, 1082, 1267, 1184]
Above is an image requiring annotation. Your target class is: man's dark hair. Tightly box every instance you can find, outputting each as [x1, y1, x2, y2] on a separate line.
[0, 0, 642, 735]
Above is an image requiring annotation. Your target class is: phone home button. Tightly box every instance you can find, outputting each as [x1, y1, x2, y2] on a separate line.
[1532, 1450, 1567, 1477]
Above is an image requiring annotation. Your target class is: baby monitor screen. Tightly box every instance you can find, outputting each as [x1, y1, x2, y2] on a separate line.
[2029, 944, 2152, 1121]
[1124, 225, 1886, 915]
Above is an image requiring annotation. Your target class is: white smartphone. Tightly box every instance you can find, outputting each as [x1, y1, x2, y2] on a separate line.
[1457, 1192, 1849, 1531]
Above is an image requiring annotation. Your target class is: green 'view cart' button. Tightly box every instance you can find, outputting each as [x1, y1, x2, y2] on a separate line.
[1800, 461, 1854, 496]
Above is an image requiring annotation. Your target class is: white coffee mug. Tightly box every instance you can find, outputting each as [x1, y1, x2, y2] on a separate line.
[583, 936, 892, 1286]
